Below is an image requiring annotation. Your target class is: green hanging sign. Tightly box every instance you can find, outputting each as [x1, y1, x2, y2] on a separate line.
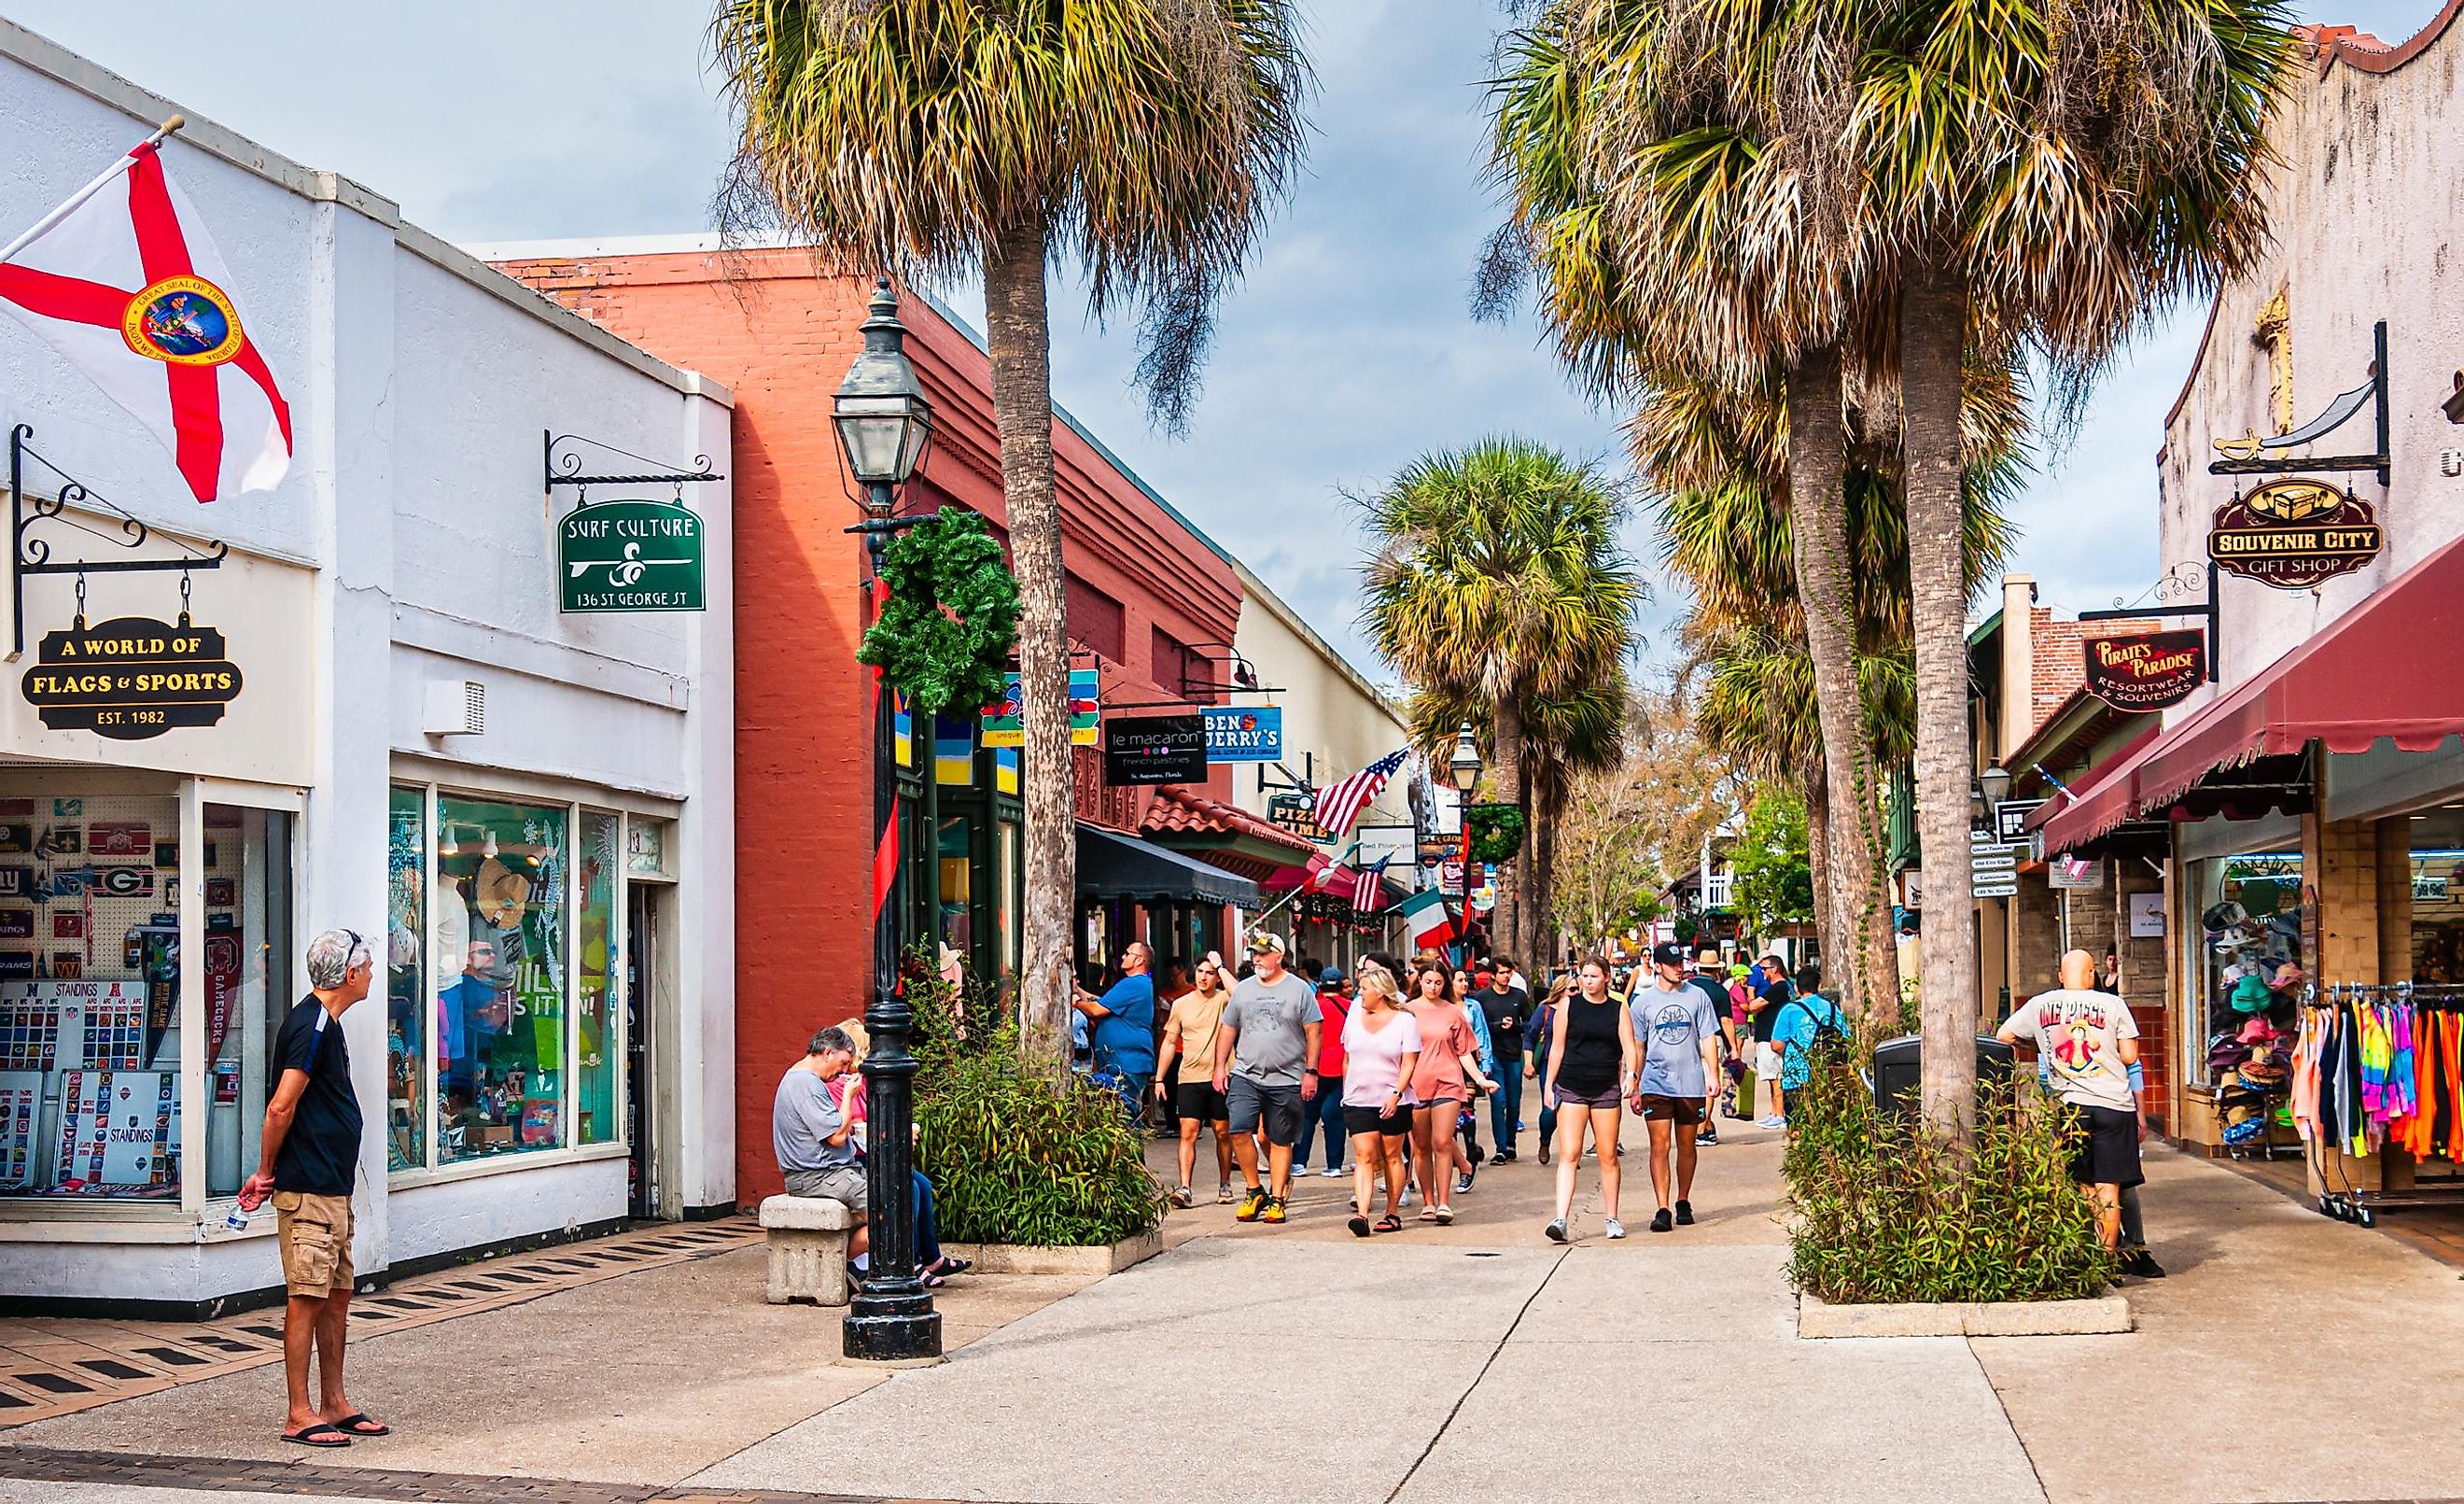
[558, 499, 705, 613]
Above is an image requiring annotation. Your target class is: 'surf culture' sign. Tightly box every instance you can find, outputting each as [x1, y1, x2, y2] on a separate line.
[2083, 629, 2206, 711]
[559, 499, 706, 612]
[21, 616, 243, 740]
[2207, 479, 2383, 589]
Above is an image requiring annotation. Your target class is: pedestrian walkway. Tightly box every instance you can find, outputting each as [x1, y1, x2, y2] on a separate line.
[8, 1115, 2464, 1503]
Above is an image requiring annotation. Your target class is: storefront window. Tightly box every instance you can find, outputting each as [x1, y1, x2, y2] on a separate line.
[577, 812, 618, 1146]
[996, 820, 1017, 979]
[437, 796, 567, 1164]
[2189, 850, 2305, 1086]
[203, 805, 294, 1200]
[939, 812, 974, 958]
[385, 787, 427, 1173]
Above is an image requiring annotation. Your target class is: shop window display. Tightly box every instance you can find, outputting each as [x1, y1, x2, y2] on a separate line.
[385, 787, 427, 1173]
[576, 811, 617, 1146]
[436, 797, 567, 1164]
[2191, 852, 2305, 1094]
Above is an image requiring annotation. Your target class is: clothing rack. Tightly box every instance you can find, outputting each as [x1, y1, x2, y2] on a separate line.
[2296, 982, 2464, 1228]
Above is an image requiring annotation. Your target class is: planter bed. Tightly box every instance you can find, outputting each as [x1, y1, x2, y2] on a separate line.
[1797, 1291, 2132, 1339]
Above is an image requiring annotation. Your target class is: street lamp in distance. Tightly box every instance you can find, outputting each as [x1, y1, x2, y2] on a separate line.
[831, 276, 941, 1366]
[1449, 723, 1482, 963]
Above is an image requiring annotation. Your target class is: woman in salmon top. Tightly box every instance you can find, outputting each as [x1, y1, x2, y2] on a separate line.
[1405, 960, 1494, 1225]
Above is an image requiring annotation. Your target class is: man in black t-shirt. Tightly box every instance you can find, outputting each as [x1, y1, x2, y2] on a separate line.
[1477, 961, 1530, 1163]
[1688, 948, 1743, 1144]
[1749, 954, 1795, 1128]
[239, 930, 382, 1449]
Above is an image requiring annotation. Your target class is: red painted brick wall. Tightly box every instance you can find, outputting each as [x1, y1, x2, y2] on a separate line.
[494, 249, 1243, 1203]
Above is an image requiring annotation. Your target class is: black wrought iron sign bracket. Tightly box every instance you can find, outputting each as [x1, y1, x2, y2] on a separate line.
[543, 430, 724, 499]
[2079, 560, 2219, 682]
[8, 423, 227, 656]
[2209, 320, 2390, 487]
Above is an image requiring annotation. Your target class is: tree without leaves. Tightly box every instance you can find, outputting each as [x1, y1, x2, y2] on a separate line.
[709, 0, 1311, 1066]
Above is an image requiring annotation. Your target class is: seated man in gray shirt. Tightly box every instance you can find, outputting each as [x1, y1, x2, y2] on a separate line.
[774, 1026, 870, 1264]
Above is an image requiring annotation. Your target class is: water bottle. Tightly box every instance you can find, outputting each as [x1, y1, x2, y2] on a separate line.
[223, 1204, 250, 1233]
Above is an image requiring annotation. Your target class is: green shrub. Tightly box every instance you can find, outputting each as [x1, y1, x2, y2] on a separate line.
[907, 954, 1166, 1247]
[1781, 1034, 2112, 1303]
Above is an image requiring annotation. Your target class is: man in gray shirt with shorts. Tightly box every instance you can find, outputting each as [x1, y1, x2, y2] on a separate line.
[1629, 944, 1723, 1233]
[1214, 932, 1322, 1226]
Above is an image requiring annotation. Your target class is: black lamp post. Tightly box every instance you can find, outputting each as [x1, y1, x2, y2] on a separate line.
[1449, 722, 1483, 963]
[832, 277, 941, 1364]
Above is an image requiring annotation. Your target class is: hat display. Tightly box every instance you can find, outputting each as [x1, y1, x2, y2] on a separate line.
[474, 854, 531, 929]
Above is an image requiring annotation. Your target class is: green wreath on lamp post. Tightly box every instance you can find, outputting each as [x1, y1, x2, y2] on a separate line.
[857, 509, 1021, 716]
[1465, 802, 1527, 865]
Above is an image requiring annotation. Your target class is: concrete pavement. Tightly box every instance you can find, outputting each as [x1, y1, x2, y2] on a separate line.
[9, 1109, 2464, 1503]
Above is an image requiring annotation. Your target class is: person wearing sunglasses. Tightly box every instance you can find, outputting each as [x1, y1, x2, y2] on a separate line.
[239, 929, 386, 1449]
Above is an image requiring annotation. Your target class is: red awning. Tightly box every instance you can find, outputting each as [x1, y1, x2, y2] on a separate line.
[2034, 530, 2464, 852]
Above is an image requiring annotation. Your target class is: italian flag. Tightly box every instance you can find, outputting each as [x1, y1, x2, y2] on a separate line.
[1395, 886, 1454, 954]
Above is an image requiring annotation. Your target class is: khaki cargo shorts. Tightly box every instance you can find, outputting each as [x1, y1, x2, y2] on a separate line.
[273, 1191, 355, 1298]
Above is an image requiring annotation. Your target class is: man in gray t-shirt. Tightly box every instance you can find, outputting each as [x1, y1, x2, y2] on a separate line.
[1212, 933, 1322, 1223]
[773, 1027, 870, 1263]
[1627, 944, 1723, 1233]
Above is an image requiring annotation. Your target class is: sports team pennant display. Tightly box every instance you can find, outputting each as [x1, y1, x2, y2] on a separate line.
[0, 128, 292, 503]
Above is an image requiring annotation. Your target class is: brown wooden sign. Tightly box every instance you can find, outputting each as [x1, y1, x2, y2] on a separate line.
[2206, 479, 2383, 589]
[20, 615, 243, 740]
[2083, 629, 2205, 711]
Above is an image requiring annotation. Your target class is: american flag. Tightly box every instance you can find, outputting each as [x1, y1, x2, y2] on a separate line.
[1313, 747, 1411, 837]
[1351, 856, 1393, 912]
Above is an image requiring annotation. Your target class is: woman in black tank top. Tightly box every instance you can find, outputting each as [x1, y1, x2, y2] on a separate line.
[1541, 958, 1637, 1244]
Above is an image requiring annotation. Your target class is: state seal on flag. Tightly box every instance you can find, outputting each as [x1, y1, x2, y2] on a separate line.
[120, 274, 242, 365]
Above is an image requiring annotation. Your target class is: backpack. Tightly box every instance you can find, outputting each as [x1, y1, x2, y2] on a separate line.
[1801, 996, 1847, 1049]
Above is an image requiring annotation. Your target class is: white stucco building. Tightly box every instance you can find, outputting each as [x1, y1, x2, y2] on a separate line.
[0, 21, 735, 1314]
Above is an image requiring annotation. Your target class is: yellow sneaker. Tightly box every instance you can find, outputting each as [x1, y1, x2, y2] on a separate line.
[1261, 1196, 1288, 1225]
[1235, 1186, 1267, 1222]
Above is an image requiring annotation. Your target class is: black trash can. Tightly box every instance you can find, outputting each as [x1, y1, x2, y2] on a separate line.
[1870, 1033, 2018, 1115]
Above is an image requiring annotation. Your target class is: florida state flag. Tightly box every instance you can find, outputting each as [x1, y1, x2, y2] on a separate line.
[0, 134, 291, 502]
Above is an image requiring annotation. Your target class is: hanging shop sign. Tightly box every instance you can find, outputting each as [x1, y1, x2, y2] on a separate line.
[2206, 479, 2383, 589]
[1268, 792, 1334, 845]
[982, 668, 1099, 749]
[2082, 629, 2207, 711]
[1102, 714, 1208, 786]
[2049, 855, 2105, 891]
[557, 499, 706, 612]
[1201, 705, 1282, 763]
[20, 615, 243, 740]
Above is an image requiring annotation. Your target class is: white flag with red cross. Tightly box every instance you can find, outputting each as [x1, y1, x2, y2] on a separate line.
[0, 134, 292, 503]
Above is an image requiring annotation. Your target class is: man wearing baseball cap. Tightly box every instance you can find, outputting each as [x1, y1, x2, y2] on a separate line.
[1213, 932, 1322, 1225]
[1631, 942, 1723, 1232]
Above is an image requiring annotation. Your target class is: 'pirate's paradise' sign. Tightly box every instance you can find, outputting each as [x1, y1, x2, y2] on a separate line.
[2206, 479, 2383, 589]
[20, 616, 243, 740]
[2082, 629, 2205, 711]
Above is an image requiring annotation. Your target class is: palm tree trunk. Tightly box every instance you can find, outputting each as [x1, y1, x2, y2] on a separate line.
[984, 217, 1072, 1073]
[1901, 259, 1981, 1145]
[1804, 763, 1837, 977]
[1785, 345, 1897, 1024]
[1532, 764, 1561, 970]
[1491, 697, 1523, 965]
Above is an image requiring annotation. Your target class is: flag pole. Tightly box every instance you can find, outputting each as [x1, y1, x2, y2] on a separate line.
[0, 115, 186, 267]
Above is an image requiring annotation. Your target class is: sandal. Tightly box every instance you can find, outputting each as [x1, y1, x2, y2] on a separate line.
[931, 1256, 972, 1277]
[1347, 1215, 1372, 1238]
[920, 1270, 947, 1289]
[282, 1422, 351, 1448]
[1434, 1205, 1456, 1225]
[1374, 1214, 1403, 1233]
[331, 1413, 390, 1438]
[1418, 1207, 1440, 1221]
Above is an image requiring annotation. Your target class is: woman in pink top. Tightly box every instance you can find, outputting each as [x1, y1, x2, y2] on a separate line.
[1340, 962, 1421, 1236]
[1405, 961, 1495, 1224]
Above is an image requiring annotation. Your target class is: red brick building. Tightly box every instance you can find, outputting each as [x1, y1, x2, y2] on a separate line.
[495, 245, 1268, 1201]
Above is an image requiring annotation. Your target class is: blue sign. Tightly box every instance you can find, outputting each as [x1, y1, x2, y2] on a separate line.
[1202, 706, 1282, 763]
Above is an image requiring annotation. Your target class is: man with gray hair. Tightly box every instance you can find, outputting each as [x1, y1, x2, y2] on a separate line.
[774, 1026, 965, 1286]
[238, 929, 381, 1448]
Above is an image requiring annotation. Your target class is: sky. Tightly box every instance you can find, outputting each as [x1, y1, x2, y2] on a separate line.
[2, 0, 2444, 683]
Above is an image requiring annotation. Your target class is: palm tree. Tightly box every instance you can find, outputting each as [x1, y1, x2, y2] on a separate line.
[1809, 0, 2294, 1134]
[1360, 439, 1644, 968]
[709, 0, 1310, 1061]
[1485, 1, 1894, 1017]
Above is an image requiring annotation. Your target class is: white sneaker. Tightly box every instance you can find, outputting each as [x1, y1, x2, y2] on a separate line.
[1400, 1186, 1416, 1207]
[1604, 1217, 1627, 1240]
[1322, 1165, 1348, 1177]
[1757, 1116, 1786, 1130]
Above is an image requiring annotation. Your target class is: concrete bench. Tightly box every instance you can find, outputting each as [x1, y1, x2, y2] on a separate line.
[759, 1194, 856, 1306]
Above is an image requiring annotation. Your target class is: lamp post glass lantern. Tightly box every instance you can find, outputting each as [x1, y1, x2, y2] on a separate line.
[831, 277, 941, 1364]
[1449, 723, 1482, 962]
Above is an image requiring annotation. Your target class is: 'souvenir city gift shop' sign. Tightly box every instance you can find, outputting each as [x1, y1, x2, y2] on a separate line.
[2082, 629, 2206, 711]
[558, 499, 706, 612]
[2206, 478, 2383, 589]
[21, 615, 243, 740]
